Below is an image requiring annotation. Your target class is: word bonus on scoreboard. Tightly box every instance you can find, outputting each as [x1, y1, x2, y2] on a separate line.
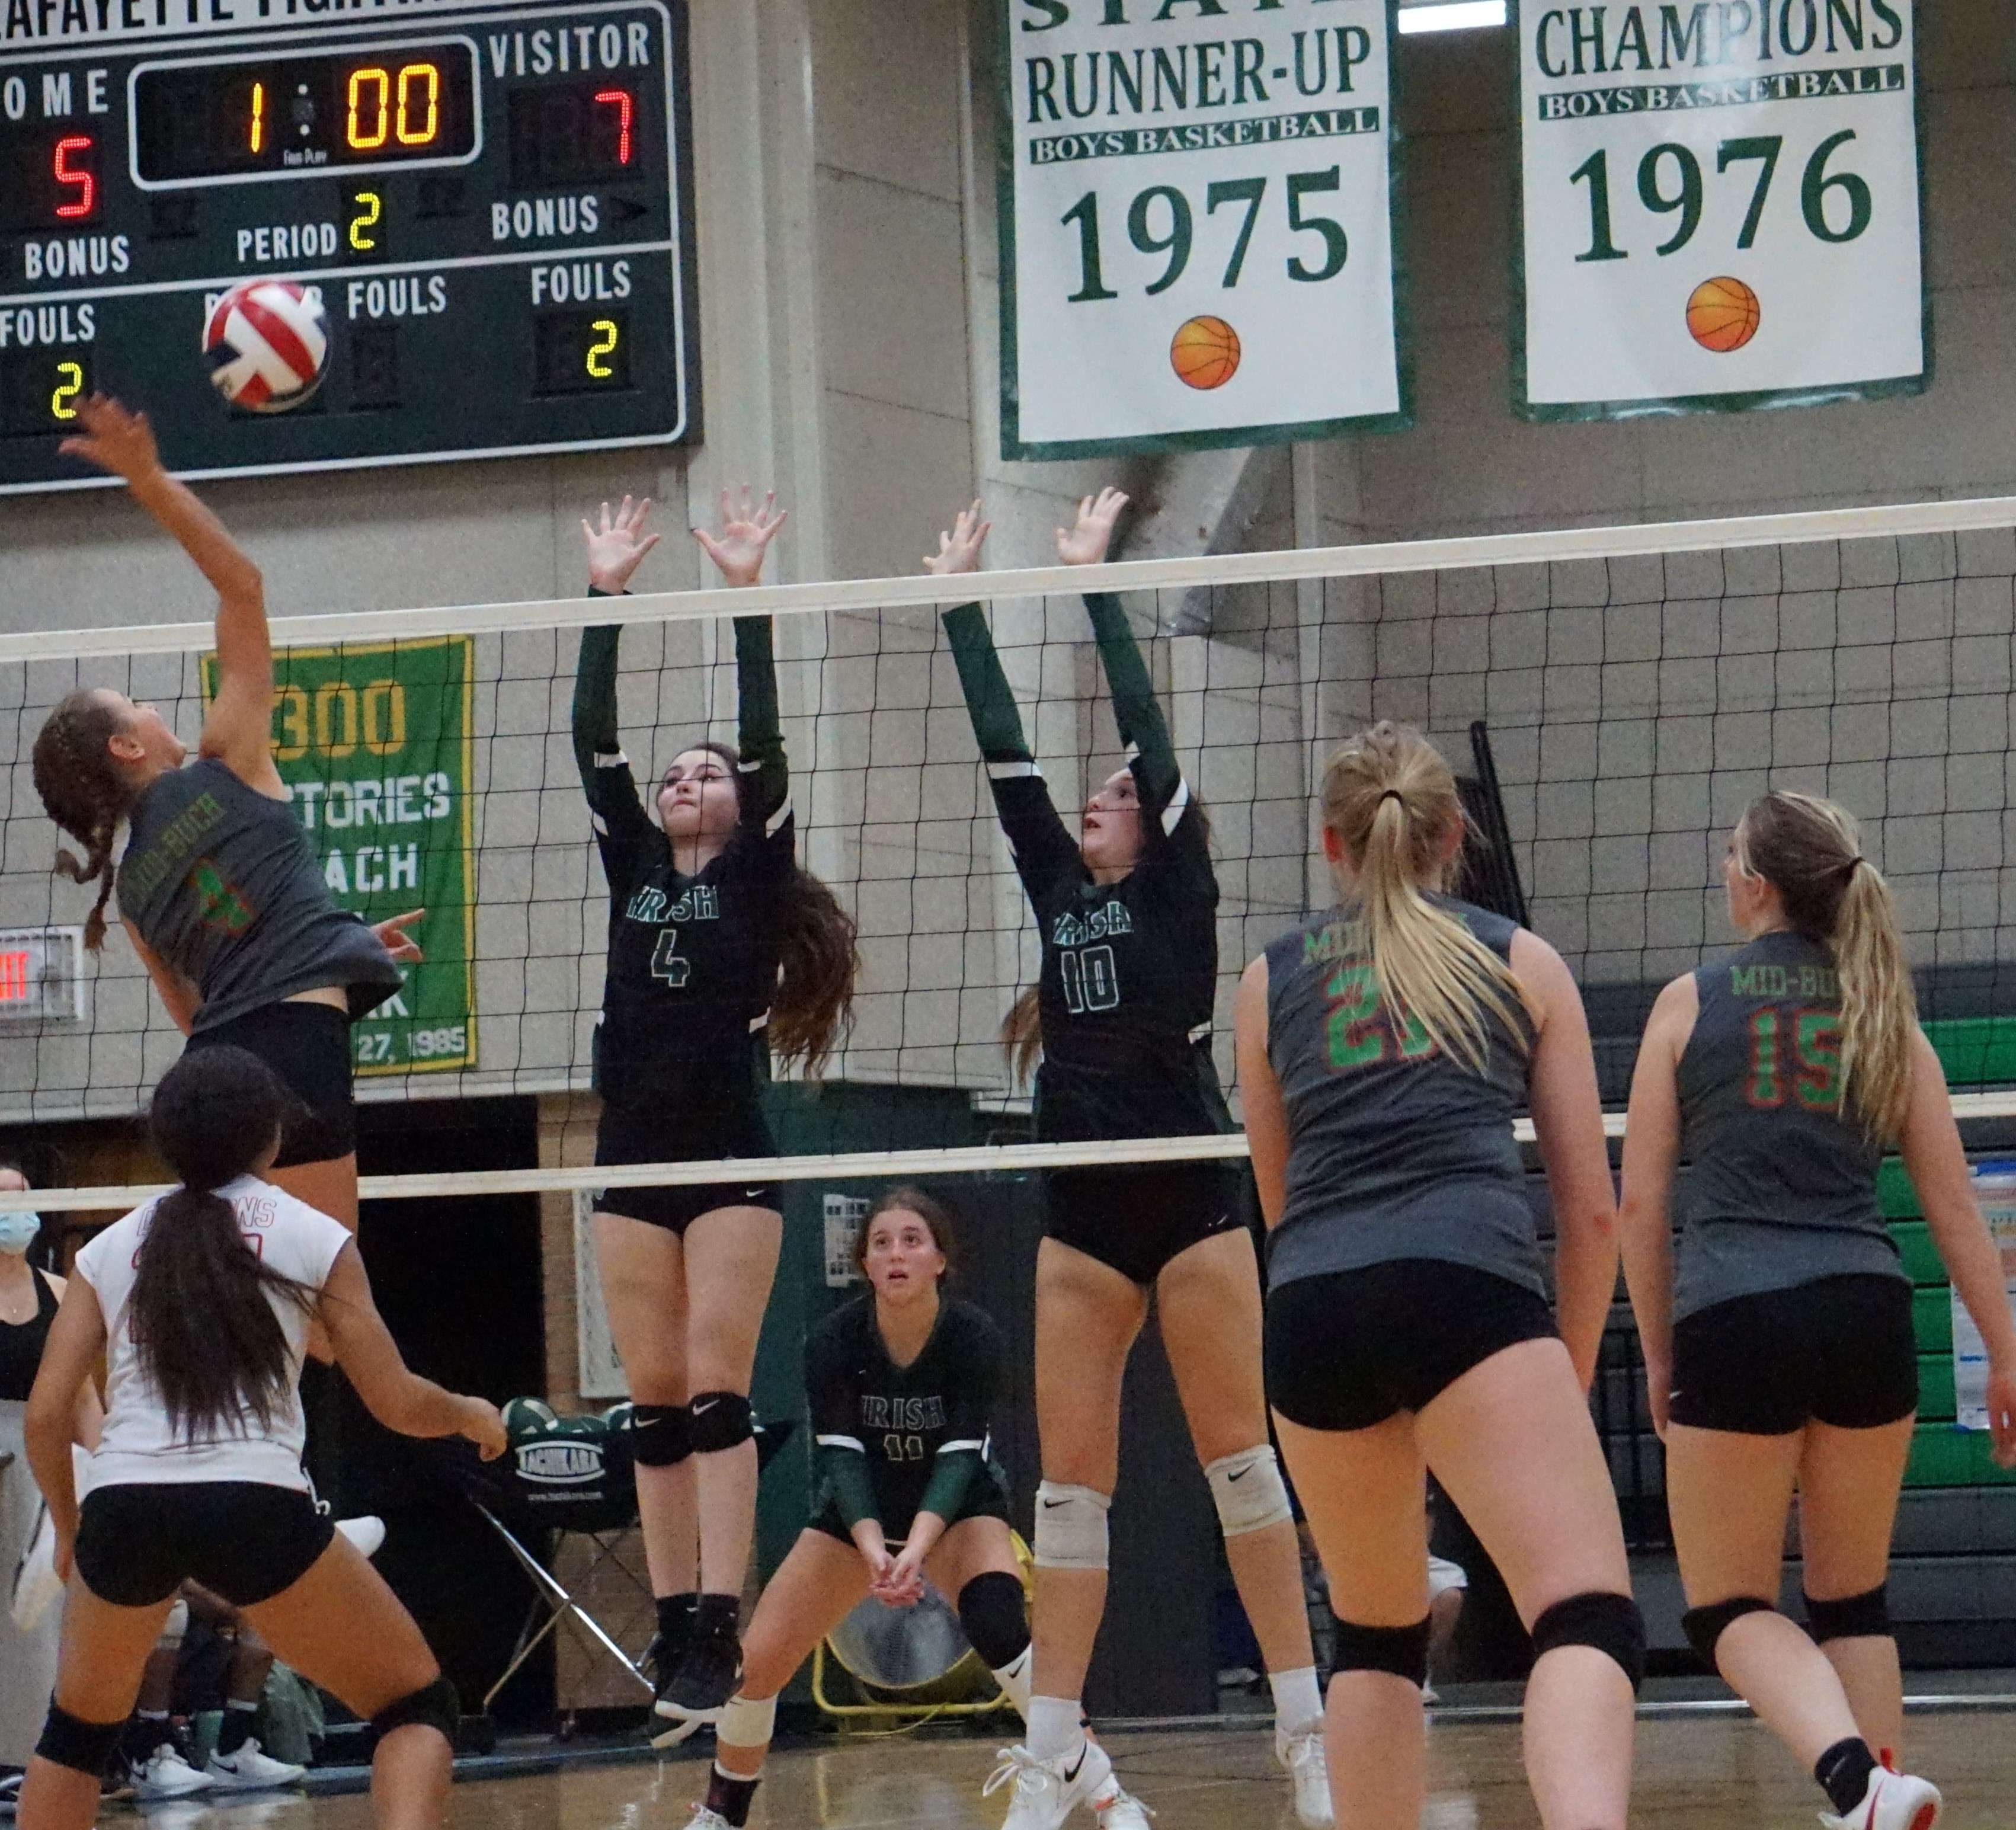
[0, 0, 696, 492]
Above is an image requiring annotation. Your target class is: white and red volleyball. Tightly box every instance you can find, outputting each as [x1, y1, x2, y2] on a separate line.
[201, 280, 329, 413]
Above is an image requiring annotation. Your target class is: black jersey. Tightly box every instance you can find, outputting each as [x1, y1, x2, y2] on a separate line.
[945, 593, 1230, 1144]
[1672, 929, 1900, 1319]
[807, 1294, 1003, 1533]
[572, 609, 793, 1111]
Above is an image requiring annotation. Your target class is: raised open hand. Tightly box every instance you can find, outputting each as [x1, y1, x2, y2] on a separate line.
[59, 395, 163, 484]
[925, 500, 991, 576]
[1054, 486, 1129, 568]
[581, 495, 662, 594]
[692, 484, 788, 588]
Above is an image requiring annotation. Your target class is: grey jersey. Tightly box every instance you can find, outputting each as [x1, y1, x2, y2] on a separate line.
[1672, 930, 1900, 1319]
[1263, 897, 1544, 1297]
[118, 758, 402, 1033]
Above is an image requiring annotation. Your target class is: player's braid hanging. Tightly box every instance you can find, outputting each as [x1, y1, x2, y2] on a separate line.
[30, 690, 133, 951]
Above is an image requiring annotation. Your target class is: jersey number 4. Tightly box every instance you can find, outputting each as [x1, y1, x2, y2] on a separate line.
[650, 928, 691, 987]
[1059, 944, 1119, 1014]
[1746, 1007, 1842, 1111]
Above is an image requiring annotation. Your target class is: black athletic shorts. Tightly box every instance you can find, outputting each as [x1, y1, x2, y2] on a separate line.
[75, 1481, 335, 1608]
[1266, 1259, 1559, 1432]
[1044, 1160, 1243, 1287]
[1669, 1274, 1918, 1435]
[186, 1001, 354, 1167]
[592, 1099, 780, 1235]
[808, 1470, 1014, 1547]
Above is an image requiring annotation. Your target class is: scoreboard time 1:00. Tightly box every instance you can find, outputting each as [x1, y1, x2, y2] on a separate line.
[0, 0, 697, 492]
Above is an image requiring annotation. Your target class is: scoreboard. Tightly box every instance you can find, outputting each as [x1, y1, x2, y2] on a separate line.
[0, 0, 696, 493]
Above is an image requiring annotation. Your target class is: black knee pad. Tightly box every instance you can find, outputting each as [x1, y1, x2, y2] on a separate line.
[1805, 1585, 1890, 1644]
[36, 1704, 124, 1779]
[1329, 1614, 1430, 1687]
[1680, 1595, 1775, 1671]
[629, 1402, 693, 1469]
[687, 1391, 754, 1455]
[370, 1676, 460, 1746]
[956, 1570, 1030, 1671]
[1532, 1591, 1647, 1693]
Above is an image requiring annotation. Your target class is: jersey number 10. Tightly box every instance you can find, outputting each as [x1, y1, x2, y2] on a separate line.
[1058, 944, 1119, 1015]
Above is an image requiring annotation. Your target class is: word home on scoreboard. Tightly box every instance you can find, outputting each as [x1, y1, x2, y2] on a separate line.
[0, 0, 697, 493]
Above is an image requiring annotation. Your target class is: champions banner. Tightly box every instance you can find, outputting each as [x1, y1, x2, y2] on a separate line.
[1513, 0, 1925, 419]
[999, 0, 1407, 459]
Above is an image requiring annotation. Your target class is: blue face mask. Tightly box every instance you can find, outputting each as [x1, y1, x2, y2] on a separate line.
[0, 1209, 40, 1255]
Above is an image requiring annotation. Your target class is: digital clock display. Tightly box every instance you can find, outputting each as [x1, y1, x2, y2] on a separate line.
[0, 0, 697, 492]
[133, 40, 479, 185]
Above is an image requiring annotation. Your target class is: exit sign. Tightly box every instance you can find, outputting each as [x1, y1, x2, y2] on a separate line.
[0, 928, 84, 1025]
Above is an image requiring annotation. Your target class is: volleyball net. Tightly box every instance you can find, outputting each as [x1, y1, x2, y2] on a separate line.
[7, 494, 2016, 1212]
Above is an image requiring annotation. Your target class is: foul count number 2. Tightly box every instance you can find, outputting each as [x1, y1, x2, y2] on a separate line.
[1570, 129, 1871, 261]
[50, 360, 84, 423]
[1061, 167, 1348, 301]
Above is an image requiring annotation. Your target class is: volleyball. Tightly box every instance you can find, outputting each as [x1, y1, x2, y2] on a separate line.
[1170, 315, 1240, 389]
[501, 1396, 559, 1442]
[1685, 276, 1761, 354]
[201, 279, 330, 412]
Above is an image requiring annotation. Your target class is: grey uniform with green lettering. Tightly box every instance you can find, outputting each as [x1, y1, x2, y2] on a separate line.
[1262, 896, 1543, 1296]
[1673, 930, 1900, 1320]
[117, 757, 401, 1033]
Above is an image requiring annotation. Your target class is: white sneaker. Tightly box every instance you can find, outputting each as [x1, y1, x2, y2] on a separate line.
[983, 1741, 1115, 1830]
[1091, 1779, 1156, 1830]
[130, 1745, 214, 1800]
[1276, 1728, 1333, 1829]
[677, 1809, 732, 1830]
[1819, 1761, 1941, 1830]
[206, 1738, 306, 1791]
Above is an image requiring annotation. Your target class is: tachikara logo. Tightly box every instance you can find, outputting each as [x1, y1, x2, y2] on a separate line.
[515, 1441, 605, 1484]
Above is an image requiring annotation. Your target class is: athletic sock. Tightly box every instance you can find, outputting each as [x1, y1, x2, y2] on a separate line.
[1816, 1737, 1878, 1816]
[216, 1701, 260, 1757]
[705, 1763, 760, 1828]
[1270, 1665, 1323, 1741]
[655, 1592, 700, 1645]
[693, 1592, 741, 1643]
[127, 1710, 171, 1762]
[1026, 1694, 1081, 1764]
[991, 1647, 1033, 1722]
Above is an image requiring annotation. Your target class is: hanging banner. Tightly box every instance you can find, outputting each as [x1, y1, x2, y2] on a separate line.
[203, 636, 476, 1076]
[1512, 0, 1925, 420]
[999, 0, 1408, 459]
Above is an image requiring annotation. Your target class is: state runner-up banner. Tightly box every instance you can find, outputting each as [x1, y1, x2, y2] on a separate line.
[998, 0, 1408, 459]
[1513, 0, 1925, 419]
[202, 636, 477, 1076]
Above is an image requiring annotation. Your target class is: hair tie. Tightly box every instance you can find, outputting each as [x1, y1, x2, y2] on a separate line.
[1844, 855, 1865, 873]
[1378, 790, 1403, 807]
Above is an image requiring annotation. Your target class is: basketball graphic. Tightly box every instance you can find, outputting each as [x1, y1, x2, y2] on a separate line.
[1170, 315, 1241, 390]
[202, 279, 331, 412]
[1686, 277, 1761, 354]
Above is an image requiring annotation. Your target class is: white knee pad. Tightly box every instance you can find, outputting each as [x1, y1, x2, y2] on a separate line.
[716, 1693, 776, 1751]
[1032, 1482, 1111, 1571]
[1205, 1447, 1292, 1538]
[155, 1598, 189, 1650]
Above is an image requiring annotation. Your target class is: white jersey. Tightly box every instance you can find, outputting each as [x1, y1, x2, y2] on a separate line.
[74, 1175, 351, 1492]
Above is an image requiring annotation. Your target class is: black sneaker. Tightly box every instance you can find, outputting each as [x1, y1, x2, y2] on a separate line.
[652, 1631, 742, 1723]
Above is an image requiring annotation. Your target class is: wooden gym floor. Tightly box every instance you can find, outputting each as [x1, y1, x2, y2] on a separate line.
[113, 1706, 2016, 1830]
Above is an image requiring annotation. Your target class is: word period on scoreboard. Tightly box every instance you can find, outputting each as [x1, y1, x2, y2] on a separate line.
[0, 0, 698, 491]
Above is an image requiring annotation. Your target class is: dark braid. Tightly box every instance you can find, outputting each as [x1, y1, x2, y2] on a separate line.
[31, 690, 136, 951]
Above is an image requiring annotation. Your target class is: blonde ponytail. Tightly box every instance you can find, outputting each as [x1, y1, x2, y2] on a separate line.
[1735, 791, 1916, 1141]
[1319, 724, 1531, 1074]
[1000, 983, 1043, 1087]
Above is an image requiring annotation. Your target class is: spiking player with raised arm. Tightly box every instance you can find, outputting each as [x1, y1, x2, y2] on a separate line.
[29, 396, 421, 1243]
[572, 490, 857, 1731]
[937, 493, 1328, 1830]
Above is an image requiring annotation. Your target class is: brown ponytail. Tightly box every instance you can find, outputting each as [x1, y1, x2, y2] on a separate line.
[1735, 791, 1915, 1141]
[1319, 722, 1532, 1073]
[690, 740, 859, 1074]
[31, 690, 136, 951]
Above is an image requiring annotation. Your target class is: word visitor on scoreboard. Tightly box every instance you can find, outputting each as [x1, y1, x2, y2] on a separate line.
[1514, 0, 1924, 418]
[1000, 0, 1406, 459]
